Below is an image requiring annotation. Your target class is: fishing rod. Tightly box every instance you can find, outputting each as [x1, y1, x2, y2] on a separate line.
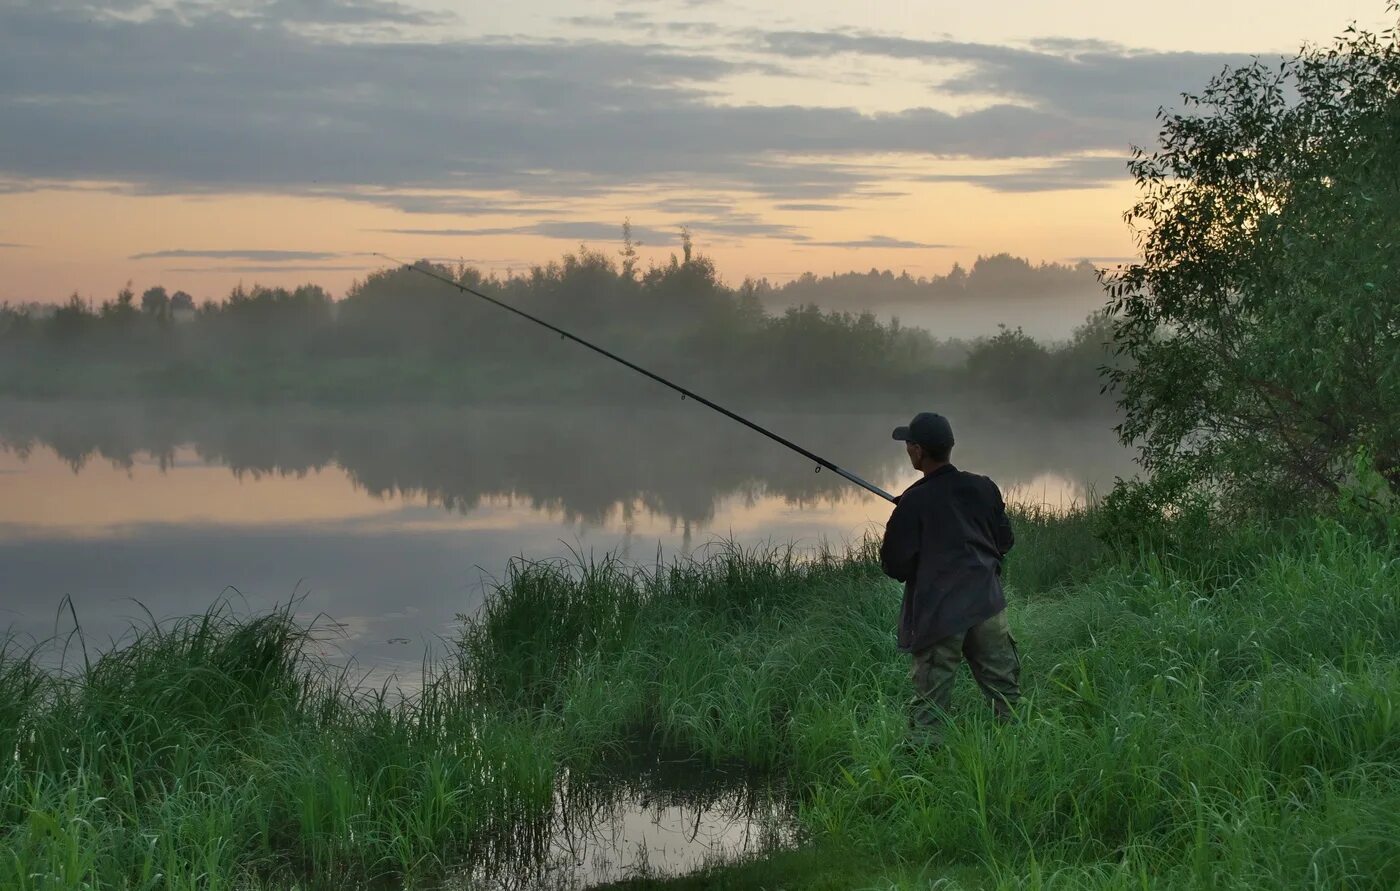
[375, 253, 897, 503]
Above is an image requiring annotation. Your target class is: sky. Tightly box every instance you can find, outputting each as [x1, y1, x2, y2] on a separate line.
[0, 0, 1393, 304]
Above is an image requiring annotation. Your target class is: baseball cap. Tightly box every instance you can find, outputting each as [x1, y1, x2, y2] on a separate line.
[891, 412, 954, 449]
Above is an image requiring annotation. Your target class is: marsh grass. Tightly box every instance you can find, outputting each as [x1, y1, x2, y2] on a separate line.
[0, 604, 557, 889]
[3, 513, 1397, 889]
[1000, 503, 1108, 595]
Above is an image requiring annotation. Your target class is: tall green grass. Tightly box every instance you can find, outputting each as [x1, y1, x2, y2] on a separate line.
[0, 605, 556, 889]
[3, 511, 1396, 888]
[808, 519, 1400, 888]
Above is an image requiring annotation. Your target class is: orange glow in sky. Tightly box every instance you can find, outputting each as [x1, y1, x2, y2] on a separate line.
[0, 0, 1391, 305]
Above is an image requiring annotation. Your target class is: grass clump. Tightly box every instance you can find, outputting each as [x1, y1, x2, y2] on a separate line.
[0, 605, 555, 889]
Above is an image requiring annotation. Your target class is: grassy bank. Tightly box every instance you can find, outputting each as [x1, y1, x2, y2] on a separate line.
[3, 508, 1397, 888]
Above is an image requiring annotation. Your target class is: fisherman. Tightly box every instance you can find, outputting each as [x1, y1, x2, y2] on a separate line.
[880, 412, 1019, 743]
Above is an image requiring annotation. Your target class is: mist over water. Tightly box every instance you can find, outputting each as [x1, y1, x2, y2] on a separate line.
[755, 255, 1111, 342]
[1, 399, 1134, 684]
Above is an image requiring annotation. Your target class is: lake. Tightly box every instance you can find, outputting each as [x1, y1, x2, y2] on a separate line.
[0, 399, 1134, 686]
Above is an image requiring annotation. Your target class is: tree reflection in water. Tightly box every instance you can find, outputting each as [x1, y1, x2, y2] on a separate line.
[0, 400, 1132, 528]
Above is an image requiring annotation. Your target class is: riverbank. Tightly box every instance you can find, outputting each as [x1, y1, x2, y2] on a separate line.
[3, 507, 1396, 888]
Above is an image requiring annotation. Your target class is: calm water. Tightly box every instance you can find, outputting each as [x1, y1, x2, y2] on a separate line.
[470, 755, 793, 889]
[1, 399, 1133, 683]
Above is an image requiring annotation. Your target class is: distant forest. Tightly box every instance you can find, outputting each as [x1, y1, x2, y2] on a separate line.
[0, 241, 1116, 413]
[757, 253, 1100, 311]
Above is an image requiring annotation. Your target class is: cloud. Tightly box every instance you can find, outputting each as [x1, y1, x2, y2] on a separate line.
[651, 199, 738, 215]
[1027, 37, 1128, 54]
[689, 218, 808, 240]
[417, 221, 678, 244]
[565, 11, 728, 39]
[0, 2, 1187, 212]
[762, 31, 1254, 128]
[659, 20, 726, 37]
[378, 213, 812, 245]
[163, 264, 376, 273]
[0, 242, 30, 248]
[531, 221, 633, 239]
[378, 214, 817, 242]
[129, 249, 345, 261]
[0, 0, 1274, 224]
[331, 191, 545, 216]
[407, 256, 532, 265]
[563, 10, 653, 28]
[1068, 255, 1140, 264]
[919, 156, 1130, 192]
[0, 4, 741, 193]
[0, 177, 116, 195]
[647, 197, 821, 238]
[260, 0, 450, 26]
[373, 229, 496, 237]
[807, 235, 953, 249]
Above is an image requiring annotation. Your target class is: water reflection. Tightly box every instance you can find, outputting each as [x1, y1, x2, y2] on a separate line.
[0, 400, 1127, 527]
[469, 753, 792, 890]
[0, 400, 1134, 679]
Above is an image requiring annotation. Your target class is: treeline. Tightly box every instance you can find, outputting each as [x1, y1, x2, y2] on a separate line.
[0, 242, 1116, 412]
[756, 253, 1101, 312]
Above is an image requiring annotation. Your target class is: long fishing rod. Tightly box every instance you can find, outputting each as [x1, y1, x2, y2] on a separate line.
[375, 254, 896, 503]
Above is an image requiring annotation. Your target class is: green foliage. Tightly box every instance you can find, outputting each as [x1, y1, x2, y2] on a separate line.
[1104, 14, 1400, 513]
[139, 286, 169, 320]
[101, 283, 139, 326]
[0, 602, 554, 889]
[0, 302, 35, 340]
[1337, 446, 1400, 540]
[1000, 503, 1109, 595]
[966, 325, 1050, 402]
[49, 293, 94, 341]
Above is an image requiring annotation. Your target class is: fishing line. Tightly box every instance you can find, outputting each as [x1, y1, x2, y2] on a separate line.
[374, 254, 896, 503]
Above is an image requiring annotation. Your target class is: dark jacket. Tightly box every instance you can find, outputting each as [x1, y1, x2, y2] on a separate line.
[880, 464, 1014, 653]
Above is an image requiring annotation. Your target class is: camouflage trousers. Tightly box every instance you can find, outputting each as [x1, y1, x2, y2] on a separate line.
[909, 608, 1021, 731]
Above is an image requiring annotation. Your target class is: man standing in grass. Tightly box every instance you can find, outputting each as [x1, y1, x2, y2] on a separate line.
[881, 412, 1020, 740]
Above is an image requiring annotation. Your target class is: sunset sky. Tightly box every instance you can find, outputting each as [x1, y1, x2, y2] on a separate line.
[1, 0, 1392, 304]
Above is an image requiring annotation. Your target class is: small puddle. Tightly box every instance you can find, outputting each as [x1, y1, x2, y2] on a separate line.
[466, 750, 798, 889]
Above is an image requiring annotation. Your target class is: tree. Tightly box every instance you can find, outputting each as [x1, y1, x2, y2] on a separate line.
[141, 285, 170, 319]
[100, 283, 139, 327]
[619, 218, 640, 280]
[0, 303, 27, 341]
[945, 262, 967, 289]
[1103, 10, 1400, 513]
[50, 293, 93, 340]
[965, 324, 1051, 402]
